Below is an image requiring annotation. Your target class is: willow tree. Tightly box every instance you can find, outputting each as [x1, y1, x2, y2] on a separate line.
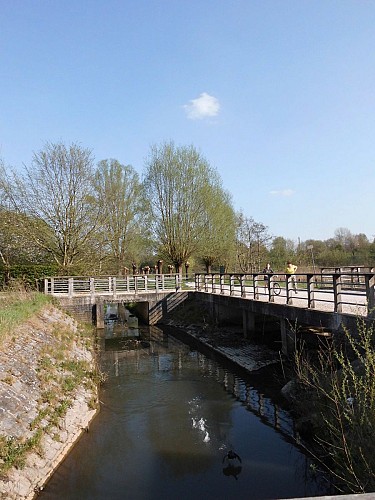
[92, 159, 145, 274]
[4, 142, 99, 273]
[143, 142, 228, 274]
[197, 185, 236, 273]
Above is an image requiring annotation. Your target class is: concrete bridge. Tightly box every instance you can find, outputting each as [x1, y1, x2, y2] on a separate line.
[44, 271, 375, 355]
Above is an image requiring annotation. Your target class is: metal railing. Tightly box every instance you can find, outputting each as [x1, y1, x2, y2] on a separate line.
[44, 274, 183, 298]
[44, 271, 375, 318]
[194, 272, 375, 317]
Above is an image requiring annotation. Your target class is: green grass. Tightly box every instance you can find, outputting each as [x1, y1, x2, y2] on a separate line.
[0, 291, 52, 344]
[0, 291, 101, 477]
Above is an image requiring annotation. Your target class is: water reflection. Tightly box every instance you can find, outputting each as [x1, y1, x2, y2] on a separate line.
[40, 324, 332, 500]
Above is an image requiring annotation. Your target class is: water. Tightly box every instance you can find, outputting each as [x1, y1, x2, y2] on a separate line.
[40, 324, 331, 500]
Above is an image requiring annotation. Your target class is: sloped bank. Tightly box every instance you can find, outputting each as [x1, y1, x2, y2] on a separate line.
[0, 304, 99, 499]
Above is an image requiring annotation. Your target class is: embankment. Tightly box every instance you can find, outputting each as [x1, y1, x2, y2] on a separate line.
[0, 304, 98, 499]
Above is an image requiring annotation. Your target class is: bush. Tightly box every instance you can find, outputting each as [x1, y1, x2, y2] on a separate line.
[294, 318, 375, 493]
[0, 265, 59, 290]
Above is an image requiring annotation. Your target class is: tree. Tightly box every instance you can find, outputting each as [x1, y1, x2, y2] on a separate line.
[196, 185, 236, 273]
[142, 141, 225, 274]
[268, 236, 296, 271]
[236, 213, 271, 272]
[92, 159, 145, 274]
[4, 142, 99, 273]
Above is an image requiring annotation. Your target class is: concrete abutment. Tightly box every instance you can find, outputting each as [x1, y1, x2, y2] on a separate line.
[56, 290, 359, 357]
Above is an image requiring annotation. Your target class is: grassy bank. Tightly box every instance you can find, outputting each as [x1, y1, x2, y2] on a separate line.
[0, 292, 101, 480]
[0, 290, 52, 345]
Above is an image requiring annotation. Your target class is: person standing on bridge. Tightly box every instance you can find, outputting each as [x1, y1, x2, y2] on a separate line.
[263, 263, 274, 289]
[285, 261, 298, 293]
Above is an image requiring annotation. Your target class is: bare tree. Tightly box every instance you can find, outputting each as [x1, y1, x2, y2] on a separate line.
[4, 142, 98, 273]
[236, 213, 271, 272]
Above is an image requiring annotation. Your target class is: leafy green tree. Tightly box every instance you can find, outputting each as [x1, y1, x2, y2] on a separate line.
[268, 236, 296, 271]
[92, 159, 145, 274]
[196, 185, 236, 273]
[3, 142, 99, 273]
[143, 141, 226, 274]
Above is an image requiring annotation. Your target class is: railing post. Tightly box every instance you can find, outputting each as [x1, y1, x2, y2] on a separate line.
[175, 274, 181, 291]
[108, 276, 112, 293]
[44, 278, 49, 295]
[333, 273, 343, 313]
[269, 275, 274, 303]
[286, 275, 293, 305]
[307, 274, 315, 309]
[51, 277, 55, 295]
[195, 274, 200, 291]
[113, 277, 117, 298]
[240, 275, 246, 298]
[230, 274, 235, 296]
[365, 274, 375, 318]
[220, 274, 225, 294]
[90, 277, 95, 299]
[204, 274, 208, 292]
[254, 274, 259, 300]
[144, 275, 148, 292]
[135, 276, 138, 294]
[68, 278, 74, 298]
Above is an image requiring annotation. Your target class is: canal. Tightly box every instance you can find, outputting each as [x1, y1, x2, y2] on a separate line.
[40, 322, 332, 499]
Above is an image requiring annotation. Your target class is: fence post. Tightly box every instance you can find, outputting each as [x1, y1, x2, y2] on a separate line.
[68, 278, 73, 298]
[220, 273, 225, 294]
[307, 274, 315, 309]
[254, 274, 259, 300]
[333, 274, 343, 313]
[365, 274, 375, 318]
[195, 274, 200, 291]
[90, 277, 95, 299]
[112, 277, 117, 298]
[175, 274, 181, 291]
[230, 275, 235, 296]
[269, 275, 274, 303]
[286, 275, 293, 305]
[240, 275, 246, 298]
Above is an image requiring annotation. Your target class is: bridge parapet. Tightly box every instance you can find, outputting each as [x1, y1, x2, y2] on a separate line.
[194, 272, 375, 318]
[44, 274, 183, 298]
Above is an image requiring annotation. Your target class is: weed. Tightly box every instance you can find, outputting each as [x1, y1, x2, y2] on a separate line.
[294, 317, 375, 493]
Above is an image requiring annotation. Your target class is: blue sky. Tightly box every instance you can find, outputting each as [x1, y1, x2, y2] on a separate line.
[1, 1, 374, 243]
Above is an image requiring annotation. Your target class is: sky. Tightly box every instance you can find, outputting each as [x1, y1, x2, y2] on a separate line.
[1, 0, 374, 243]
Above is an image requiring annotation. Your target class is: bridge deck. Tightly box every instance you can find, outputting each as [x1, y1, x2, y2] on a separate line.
[44, 271, 375, 320]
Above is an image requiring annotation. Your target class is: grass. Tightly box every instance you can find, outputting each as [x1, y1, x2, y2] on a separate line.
[0, 290, 52, 346]
[0, 290, 102, 477]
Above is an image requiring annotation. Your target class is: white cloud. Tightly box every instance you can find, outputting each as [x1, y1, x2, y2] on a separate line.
[269, 189, 295, 197]
[183, 92, 220, 120]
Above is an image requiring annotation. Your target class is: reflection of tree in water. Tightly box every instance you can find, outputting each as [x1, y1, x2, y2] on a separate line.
[98, 323, 332, 492]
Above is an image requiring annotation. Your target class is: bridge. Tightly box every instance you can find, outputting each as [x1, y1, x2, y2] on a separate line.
[44, 271, 375, 354]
